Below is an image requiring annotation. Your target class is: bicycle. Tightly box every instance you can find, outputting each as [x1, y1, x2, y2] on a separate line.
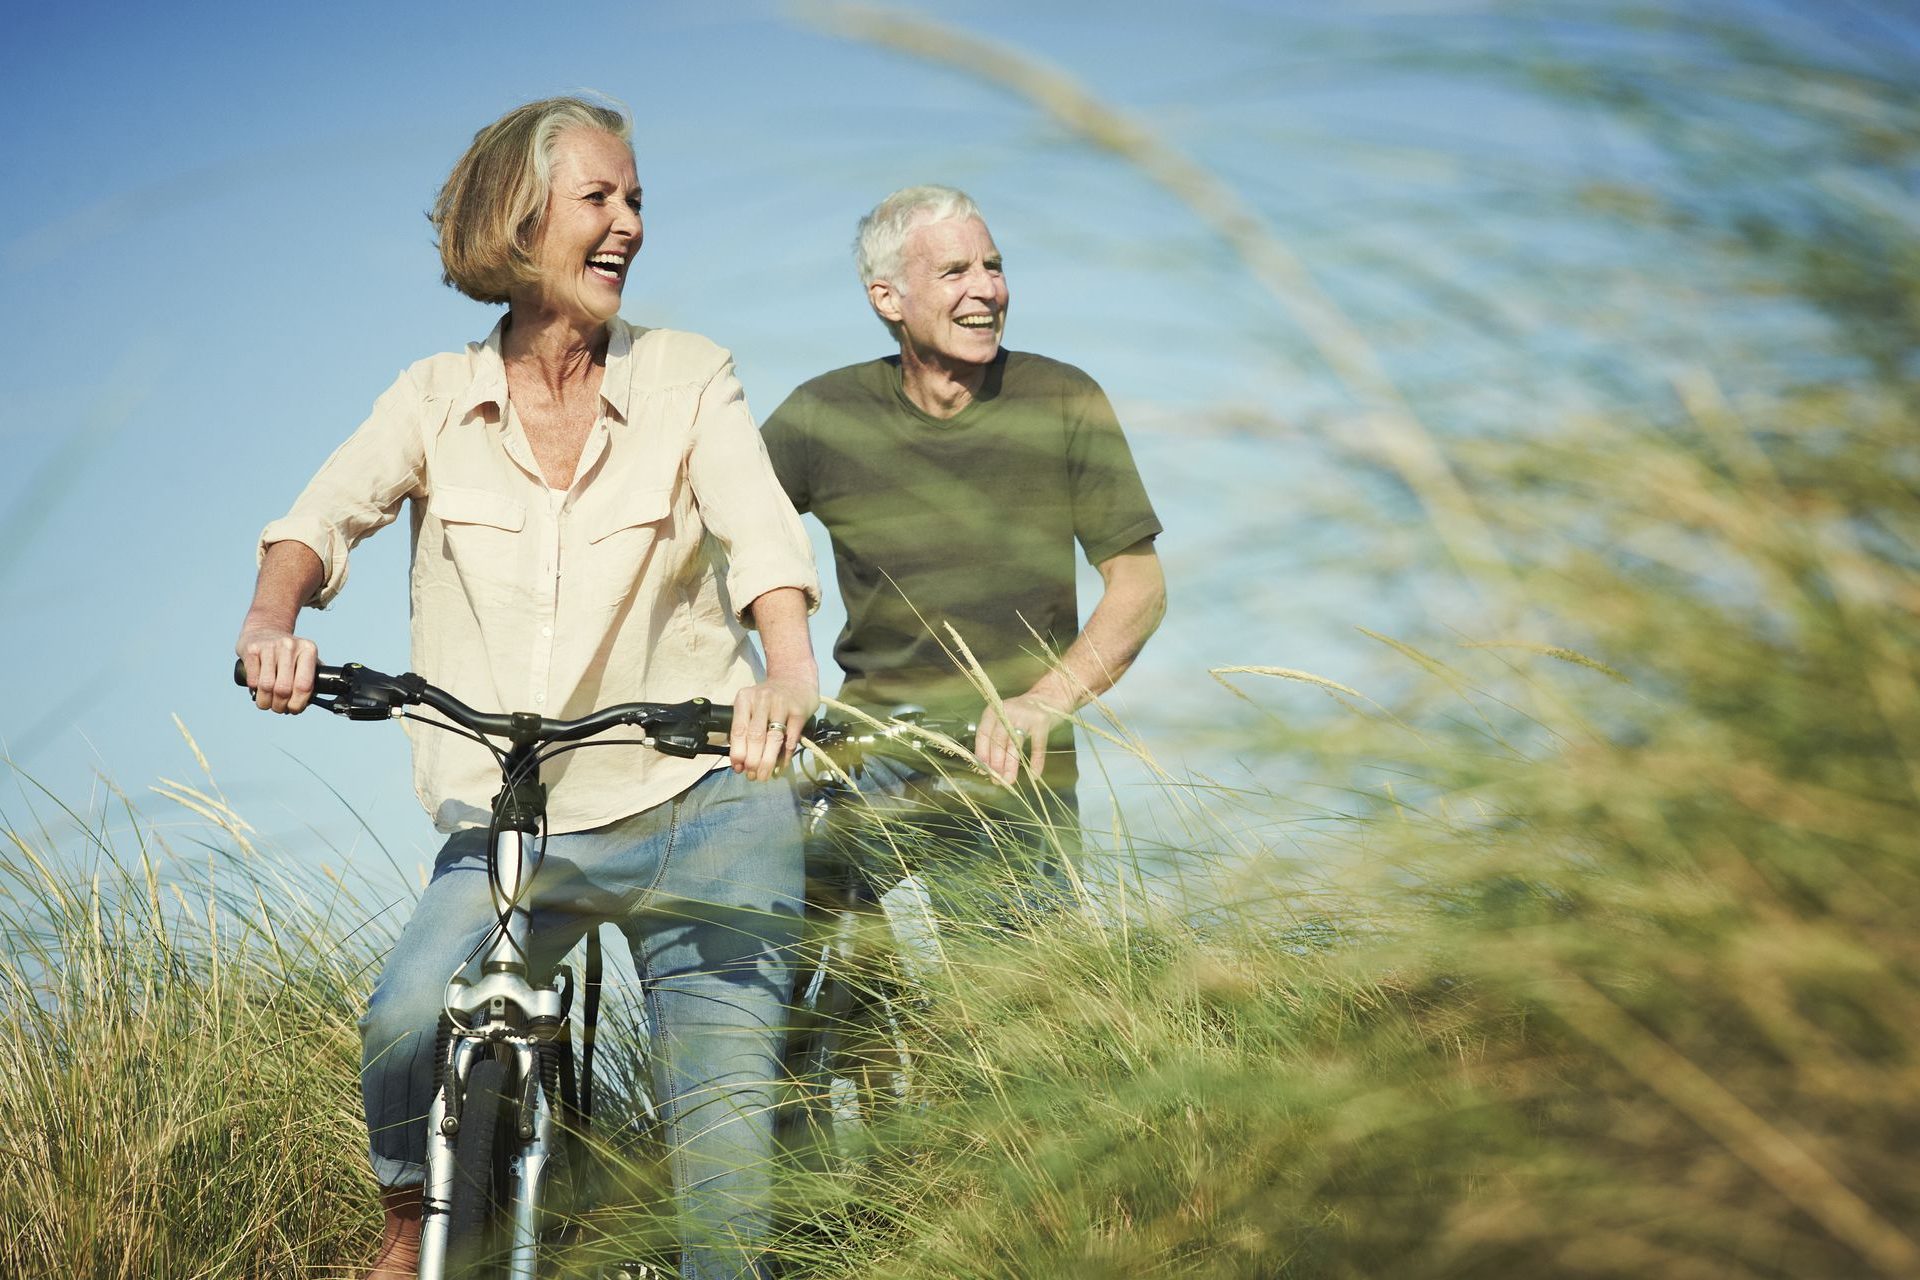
[234, 658, 740, 1280]
[779, 711, 989, 1164]
[234, 660, 996, 1276]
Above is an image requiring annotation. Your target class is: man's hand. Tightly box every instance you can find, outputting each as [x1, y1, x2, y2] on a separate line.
[970, 541, 1164, 783]
[237, 622, 320, 714]
[975, 693, 1063, 784]
[730, 673, 818, 781]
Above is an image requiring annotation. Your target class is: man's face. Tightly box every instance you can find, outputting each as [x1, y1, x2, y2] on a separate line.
[872, 215, 1009, 369]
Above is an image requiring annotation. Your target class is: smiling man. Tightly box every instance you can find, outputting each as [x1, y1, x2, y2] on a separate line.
[761, 185, 1165, 885]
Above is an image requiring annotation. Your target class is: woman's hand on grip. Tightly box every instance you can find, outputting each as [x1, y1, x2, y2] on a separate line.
[729, 674, 817, 781]
[237, 624, 320, 714]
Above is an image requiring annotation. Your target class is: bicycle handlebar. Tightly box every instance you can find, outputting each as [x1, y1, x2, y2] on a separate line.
[233, 658, 734, 757]
[233, 659, 981, 762]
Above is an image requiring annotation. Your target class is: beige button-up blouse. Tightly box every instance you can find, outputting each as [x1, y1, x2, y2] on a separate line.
[260, 317, 819, 833]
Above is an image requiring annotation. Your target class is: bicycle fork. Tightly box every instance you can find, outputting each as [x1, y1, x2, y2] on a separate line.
[417, 1035, 563, 1279]
[417, 825, 569, 1280]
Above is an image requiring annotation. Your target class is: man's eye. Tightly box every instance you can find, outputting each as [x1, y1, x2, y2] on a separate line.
[627, 197, 643, 214]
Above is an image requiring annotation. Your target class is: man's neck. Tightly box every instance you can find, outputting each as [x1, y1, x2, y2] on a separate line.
[897, 347, 991, 420]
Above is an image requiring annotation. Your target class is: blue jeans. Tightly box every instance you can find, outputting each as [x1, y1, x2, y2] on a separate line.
[804, 752, 1079, 916]
[359, 765, 803, 1279]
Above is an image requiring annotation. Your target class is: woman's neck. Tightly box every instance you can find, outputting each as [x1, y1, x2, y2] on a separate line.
[501, 308, 607, 396]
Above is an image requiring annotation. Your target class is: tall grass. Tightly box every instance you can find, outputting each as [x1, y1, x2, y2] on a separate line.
[0, 772, 381, 1276]
[760, 403, 1920, 1277]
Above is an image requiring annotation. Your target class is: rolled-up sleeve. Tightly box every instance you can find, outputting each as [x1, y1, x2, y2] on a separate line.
[684, 356, 820, 626]
[258, 370, 427, 608]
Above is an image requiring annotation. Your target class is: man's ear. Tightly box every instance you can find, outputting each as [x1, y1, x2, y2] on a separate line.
[868, 279, 904, 324]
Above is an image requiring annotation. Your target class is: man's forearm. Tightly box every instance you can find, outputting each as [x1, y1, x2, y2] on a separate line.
[1024, 540, 1166, 712]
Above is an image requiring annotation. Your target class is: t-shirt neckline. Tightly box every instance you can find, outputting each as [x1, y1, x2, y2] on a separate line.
[885, 351, 1009, 430]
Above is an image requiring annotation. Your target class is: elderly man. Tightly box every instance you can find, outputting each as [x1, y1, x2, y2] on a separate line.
[761, 185, 1165, 886]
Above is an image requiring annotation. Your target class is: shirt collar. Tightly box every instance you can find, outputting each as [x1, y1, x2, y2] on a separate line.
[601, 317, 637, 424]
[449, 315, 638, 425]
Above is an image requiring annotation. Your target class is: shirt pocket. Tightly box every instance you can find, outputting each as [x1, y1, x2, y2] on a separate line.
[429, 485, 528, 596]
[579, 486, 676, 608]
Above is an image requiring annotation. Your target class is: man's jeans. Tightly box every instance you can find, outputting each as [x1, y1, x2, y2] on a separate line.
[805, 751, 1080, 919]
[359, 765, 803, 1279]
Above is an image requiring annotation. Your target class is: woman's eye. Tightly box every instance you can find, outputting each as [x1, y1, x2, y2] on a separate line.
[583, 191, 607, 204]
[627, 197, 643, 214]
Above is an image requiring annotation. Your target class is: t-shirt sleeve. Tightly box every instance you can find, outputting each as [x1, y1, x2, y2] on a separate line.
[1065, 374, 1162, 565]
[759, 390, 812, 514]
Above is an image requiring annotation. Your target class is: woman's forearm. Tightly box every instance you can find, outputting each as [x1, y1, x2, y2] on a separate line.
[242, 540, 326, 634]
[749, 586, 819, 685]
[237, 540, 327, 713]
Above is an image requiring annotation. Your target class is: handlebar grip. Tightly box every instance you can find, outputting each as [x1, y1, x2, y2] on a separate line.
[232, 657, 350, 695]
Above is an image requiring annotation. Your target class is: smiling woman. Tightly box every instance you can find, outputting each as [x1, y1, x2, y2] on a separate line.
[232, 94, 821, 1279]
[429, 97, 638, 308]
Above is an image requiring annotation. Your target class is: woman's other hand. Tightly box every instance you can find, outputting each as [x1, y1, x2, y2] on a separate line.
[731, 586, 820, 780]
[239, 540, 327, 713]
[729, 674, 817, 781]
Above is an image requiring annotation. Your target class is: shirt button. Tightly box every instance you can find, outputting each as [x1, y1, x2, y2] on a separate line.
[534, 693, 546, 704]
[541, 625, 553, 637]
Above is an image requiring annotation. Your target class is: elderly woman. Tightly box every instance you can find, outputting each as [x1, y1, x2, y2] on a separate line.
[236, 97, 816, 1278]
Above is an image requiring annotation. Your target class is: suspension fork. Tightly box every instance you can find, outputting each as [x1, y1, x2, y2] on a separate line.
[415, 1032, 562, 1280]
[417, 1035, 480, 1280]
[418, 805, 558, 1280]
[506, 1038, 559, 1279]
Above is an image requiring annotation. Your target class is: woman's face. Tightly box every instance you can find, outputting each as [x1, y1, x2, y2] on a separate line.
[520, 128, 642, 327]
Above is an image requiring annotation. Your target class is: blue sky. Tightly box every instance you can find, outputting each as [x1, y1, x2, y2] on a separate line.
[3, 0, 1852, 884]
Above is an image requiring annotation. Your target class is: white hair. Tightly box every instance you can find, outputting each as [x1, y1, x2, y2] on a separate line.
[854, 184, 987, 287]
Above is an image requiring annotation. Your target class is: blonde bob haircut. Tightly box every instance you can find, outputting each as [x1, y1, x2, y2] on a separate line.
[431, 96, 632, 305]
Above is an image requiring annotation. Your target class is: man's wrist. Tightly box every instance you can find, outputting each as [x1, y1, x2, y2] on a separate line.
[1016, 679, 1078, 717]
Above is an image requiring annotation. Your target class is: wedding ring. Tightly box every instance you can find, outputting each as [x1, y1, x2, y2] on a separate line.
[767, 721, 788, 732]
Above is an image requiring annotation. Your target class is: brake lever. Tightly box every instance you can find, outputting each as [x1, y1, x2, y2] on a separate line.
[645, 698, 727, 758]
[330, 665, 426, 720]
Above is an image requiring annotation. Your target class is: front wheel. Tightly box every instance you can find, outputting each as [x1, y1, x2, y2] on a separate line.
[446, 1053, 518, 1278]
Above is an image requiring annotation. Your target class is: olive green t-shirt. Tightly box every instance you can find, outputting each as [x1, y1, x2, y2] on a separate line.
[761, 351, 1161, 776]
